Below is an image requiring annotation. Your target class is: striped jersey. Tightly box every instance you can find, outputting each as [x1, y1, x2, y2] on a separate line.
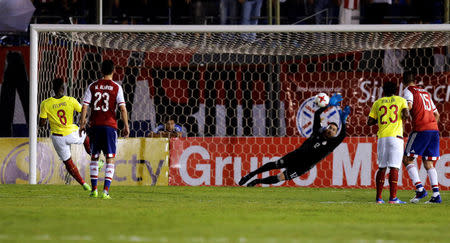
[82, 79, 125, 129]
[403, 85, 438, 132]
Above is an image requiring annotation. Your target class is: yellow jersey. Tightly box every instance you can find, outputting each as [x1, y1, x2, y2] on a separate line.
[369, 95, 408, 138]
[39, 96, 82, 136]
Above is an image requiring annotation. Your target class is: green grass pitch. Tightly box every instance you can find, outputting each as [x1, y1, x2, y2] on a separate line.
[0, 185, 448, 242]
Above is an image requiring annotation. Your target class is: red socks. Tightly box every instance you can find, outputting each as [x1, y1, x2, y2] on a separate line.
[375, 168, 386, 200]
[389, 168, 399, 200]
[63, 158, 85, 185]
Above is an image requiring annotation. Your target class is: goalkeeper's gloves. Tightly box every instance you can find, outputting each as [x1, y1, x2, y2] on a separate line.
[328, 93, 343, 107]
[339, 106, 351, 123]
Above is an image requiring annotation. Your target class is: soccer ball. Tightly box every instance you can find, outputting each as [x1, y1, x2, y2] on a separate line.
[315, 93, 329, 108]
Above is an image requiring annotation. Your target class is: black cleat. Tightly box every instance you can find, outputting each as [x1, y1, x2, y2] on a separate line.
[246, 180, 258, 187]
[239, 174, 252, 186]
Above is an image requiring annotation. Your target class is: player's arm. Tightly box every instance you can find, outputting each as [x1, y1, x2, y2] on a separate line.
[39, 118, 47, 128]
[38, 102, 47, 128]
[312, 107, 326, 133]
[367, 101, 378, 126]
[434, 111, 440, 122]
[401, 108, 410, 121]
[119, 105, 130, 138]
[430, 97, 439, 122]
[80, 85, 92, 136]
[367, 117, 377, 126]
[336, 105, 350, 141]
[168, 131, 182, 138]
[79, 104, 89, 135]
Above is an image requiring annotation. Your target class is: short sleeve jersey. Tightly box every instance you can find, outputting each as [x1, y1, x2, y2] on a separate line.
[82, 79, 125, 129]
[402, 86, 438, 131]
[39, 96, 81, 136]
[369, 95, 408, 138]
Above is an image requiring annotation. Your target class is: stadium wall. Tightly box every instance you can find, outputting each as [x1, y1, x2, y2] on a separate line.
[0, 138, 169, 185]
[0, 137, 449, 190]
[169, 137, 450, 190]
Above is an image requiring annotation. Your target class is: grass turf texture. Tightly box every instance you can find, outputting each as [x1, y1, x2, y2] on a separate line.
[0, 185, 448, 242]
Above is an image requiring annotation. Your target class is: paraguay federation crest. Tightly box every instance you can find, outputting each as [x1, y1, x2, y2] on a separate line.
[296, 96, 342, 137]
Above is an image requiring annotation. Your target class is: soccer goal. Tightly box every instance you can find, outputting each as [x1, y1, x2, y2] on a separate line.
[29, 24, 450, 186]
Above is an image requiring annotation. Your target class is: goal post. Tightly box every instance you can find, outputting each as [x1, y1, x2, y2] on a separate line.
[29, 24, 450, 185]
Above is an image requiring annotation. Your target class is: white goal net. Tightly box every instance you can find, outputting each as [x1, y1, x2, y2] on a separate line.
[29, 25, 450, 187]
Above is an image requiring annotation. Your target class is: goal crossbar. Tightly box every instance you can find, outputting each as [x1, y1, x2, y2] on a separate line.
[29, 24, 450, 184]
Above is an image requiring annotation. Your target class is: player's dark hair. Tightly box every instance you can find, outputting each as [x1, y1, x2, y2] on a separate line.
[163, 115, 175, 123]
[101, 60, 114, 76]
[328, 122, 338, 129]
[383, 81, 397, 97]
[402, 71, 415, 85]
[52, 78, 64, 92]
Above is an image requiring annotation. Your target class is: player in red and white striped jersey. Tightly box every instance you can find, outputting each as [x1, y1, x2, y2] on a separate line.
[402, 71, 441, 203]
[80, 60, 130, 199]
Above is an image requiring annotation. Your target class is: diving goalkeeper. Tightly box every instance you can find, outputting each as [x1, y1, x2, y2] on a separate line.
[239, 94, 350, 187]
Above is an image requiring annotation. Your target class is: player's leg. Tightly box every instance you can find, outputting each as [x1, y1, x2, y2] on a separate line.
[239, 159, 285, 186]
[423, 131, 441, 203]
[83, 134, 91, 156]
[63, 157, 90, 190]
[88, 127, 103, 198]
[375, 137, 387, 203]
[375, 167, 386, 203]
[239, 150, 299, 186]
[246, 172, 285, 187]
[403, 132, 427, 203]
[51, 135, 90, 190]
[386, 137, 405, 204]
[424, 160, 441, 203]
[101, 127, 118, 199]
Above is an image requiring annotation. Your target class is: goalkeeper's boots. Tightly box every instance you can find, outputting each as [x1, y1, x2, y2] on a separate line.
[238, 174, 253, 186]
[101, 192, 111, 200]
[98, 159, 105, 172]
[90, 190, 98, 198]
[389, 198, 406, 204]
[82, 183, 91, 191]
[425, 195, 442, 204]
[410, 189, 428, 203]
[376, 198, 385, 204]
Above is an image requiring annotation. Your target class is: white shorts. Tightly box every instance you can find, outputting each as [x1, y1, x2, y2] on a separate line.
[51, 130, 86, 162]
[376, 136, 404, 169]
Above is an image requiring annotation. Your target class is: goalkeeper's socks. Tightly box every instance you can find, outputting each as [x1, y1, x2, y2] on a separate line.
[103, 163, 115, 193]
[63, 158, 84, 185]
[90, 161, 99, 191]
[388, 168, 399, 200]
[259, 175, 280, 185]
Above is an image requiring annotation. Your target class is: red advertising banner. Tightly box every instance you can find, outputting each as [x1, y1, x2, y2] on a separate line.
[169, 137, 450, 190]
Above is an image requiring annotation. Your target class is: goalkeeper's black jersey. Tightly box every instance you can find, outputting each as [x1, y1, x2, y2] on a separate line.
[282, 107, 346, 169]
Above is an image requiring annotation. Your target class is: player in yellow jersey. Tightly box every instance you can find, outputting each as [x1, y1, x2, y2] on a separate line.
[368, 81, 409, 204]
[39, 78, 93, 191]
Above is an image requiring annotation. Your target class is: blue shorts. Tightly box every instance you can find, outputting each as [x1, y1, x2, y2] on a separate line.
[404, 130, 440, 161]
[90, 126, 117, 159]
